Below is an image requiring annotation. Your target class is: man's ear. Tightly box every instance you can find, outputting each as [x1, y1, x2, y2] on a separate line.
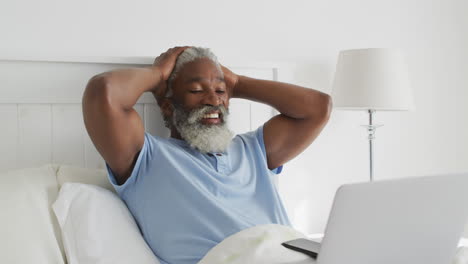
[159, 98, 174, 119]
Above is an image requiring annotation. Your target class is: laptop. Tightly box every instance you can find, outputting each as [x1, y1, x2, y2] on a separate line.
[282, 172, 468, 264]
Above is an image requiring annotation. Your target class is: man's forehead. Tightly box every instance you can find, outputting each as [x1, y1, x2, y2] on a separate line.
[184, 75, 225, 84]
[178, 58, 223, 81]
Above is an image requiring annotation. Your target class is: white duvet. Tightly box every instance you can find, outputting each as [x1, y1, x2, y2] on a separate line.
[198, 224, 316, 264]
[198, 224, 468, 264]
[454, 239, 468, 264]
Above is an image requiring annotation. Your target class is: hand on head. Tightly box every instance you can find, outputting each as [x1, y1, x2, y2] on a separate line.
[219, 64, 239, 99]
[152, 46, 191, 103]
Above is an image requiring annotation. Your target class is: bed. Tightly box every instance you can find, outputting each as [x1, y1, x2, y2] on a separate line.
[0, 57, 467, 264]
[0, 57, 317, 264]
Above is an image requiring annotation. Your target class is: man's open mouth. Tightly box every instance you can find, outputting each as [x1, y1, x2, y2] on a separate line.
[201, 111, 222, 124]
[203, 112, 219, 119]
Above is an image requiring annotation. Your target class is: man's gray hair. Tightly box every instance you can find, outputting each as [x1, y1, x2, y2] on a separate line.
[166, 47, 223, 97]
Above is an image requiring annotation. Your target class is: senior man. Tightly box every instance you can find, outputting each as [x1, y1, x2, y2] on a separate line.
[82, 46, 332, 264]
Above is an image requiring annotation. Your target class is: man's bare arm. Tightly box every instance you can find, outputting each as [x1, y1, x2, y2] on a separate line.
[82, 46, 189, 184]
[229, 73, 332, 170]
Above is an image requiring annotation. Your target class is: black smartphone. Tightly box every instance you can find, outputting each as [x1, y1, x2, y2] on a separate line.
[281, 238, 321, 259]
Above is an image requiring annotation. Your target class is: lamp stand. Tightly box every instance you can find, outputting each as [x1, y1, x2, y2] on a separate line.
[360, 109, 383, 182]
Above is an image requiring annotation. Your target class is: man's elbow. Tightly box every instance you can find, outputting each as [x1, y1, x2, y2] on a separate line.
[83, 74, 112, 106]
[323, 94, 333, 119]
[311, 93, 333, 121]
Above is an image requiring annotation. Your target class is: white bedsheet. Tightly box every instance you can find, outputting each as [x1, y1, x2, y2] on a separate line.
[198, 224, 316, 264]
[454, 239, 468, 264]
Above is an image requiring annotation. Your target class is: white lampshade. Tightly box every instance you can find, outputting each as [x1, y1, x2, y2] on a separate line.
[331, 48, 415, 111]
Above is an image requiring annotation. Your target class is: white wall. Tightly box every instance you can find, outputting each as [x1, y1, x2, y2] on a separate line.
[1, 0, 467, 235]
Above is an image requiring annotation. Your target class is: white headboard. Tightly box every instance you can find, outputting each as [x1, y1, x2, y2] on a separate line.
[0, 57, 278, 173]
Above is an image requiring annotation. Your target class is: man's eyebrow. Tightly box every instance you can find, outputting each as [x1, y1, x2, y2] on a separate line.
[185, 76, 225, 83]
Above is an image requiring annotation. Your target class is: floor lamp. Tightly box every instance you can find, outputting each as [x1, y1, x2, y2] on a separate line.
[331, 48, 415, 181]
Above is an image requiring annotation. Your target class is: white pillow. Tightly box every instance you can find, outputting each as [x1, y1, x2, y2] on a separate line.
[0, 165, 65, 264]
[52, 182, 160, 264]
[56, 165, 115, 193]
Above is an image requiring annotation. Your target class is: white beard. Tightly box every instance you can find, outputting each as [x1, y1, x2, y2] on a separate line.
[171, 104, 234, 153]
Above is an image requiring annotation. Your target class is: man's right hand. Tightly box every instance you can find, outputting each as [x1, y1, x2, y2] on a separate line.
[152, 46, 191, 102]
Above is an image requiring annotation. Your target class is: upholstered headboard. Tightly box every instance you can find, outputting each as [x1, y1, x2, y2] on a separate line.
[0, 56, 278, 173]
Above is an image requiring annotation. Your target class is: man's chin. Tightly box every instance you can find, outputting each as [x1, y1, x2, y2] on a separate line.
[176, 124, 234, 154]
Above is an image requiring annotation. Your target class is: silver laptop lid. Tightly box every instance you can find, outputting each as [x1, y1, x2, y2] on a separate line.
[317, 173, 468, 264]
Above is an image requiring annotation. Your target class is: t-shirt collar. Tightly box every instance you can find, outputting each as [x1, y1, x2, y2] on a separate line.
[166, 137, 227, 155]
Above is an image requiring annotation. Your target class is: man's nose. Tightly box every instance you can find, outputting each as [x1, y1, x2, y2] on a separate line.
[202, 91, 222, 106]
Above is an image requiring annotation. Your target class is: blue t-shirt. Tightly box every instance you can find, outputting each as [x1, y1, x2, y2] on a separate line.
[106, 125, 292, 264]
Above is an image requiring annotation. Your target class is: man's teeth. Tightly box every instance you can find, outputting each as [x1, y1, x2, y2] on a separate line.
[203, 113, 219, 119]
